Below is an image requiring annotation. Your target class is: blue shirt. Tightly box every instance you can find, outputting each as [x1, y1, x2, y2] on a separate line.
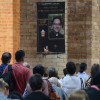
[0, 64, 8, 76]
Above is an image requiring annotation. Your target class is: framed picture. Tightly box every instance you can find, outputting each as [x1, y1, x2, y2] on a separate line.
[37, 2, 65, 54]
[48, 14, 64, 39]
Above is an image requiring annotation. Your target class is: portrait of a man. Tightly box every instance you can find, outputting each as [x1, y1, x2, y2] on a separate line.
[49, 15, 64, 39]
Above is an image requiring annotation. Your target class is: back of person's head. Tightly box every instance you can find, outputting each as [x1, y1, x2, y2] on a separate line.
[63, 68, 67, 76]
[0, 79, 5, 90]
[0, 79, 9, 96]
[33, 64, 45, 76]
[23, 62, 30, 69]
[8, 91, 23, 100]
[4, 81, 9, 97]
[47, 67, 58, 78]
[29, 74, 43, 91]
[68, 90, 89, 100]
[79, 63, 87, 73]
[49, 77, 58, 86]
[66, 62, 76, 75]
[91, 64, 100, 77]
[1, 52, 11, 64]
[91, 72, 100, 88]
[15, 50, 25, 62]
[43, 67, 48, 77]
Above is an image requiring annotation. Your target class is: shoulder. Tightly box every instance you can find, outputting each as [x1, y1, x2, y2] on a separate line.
[49, 31, 55, 38]
[59, 33, 64, 38]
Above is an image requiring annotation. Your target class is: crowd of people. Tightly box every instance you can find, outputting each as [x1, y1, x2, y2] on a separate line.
[0, 50, 100, 100]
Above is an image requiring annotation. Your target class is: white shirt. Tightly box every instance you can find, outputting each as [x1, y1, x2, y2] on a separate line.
[77, 72, 89, 87]
[77, 72, 89, 81]
[62, 74, 81, 95]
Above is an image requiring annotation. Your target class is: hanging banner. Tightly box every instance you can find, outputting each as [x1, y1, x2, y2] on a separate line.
[37, 2, 65, 54]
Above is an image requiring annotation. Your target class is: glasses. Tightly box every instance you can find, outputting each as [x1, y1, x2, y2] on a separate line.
[53, 23, 61, 26]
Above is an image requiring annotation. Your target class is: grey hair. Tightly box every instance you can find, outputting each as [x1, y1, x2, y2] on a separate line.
[47, 67, 58, 78]
[49, 77, 58, 85]
[23, 62, 30, 69]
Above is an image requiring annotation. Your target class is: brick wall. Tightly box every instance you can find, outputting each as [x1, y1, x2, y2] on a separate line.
[20, 0, 93, 76]
[91, 0, 100, 64]
[20, 0, 67, 77]
[1, 0, 100, 77]
[0, 0, 20, 63]
[68, 0, 92, 72]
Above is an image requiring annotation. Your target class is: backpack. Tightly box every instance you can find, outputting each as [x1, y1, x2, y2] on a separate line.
[85, 76, 91, 88]
[47, 80, 61, 100]
[80, 78, 84, 89]
[0, 65, 15, 92]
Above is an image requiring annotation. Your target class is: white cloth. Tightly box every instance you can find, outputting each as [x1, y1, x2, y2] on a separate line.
[58, 78, 63, 87]
[77, 72, 89, 82]
[52, 84, 67, 100]
[62, 74, 81, 95]
[77, 72, 89, 87]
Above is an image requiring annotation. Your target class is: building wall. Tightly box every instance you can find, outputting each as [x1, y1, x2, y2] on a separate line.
[91, 0, 100, 65]
[0, 0, 100, 77]
[20, 0, 93, 76]
[67, 0, 92, 73]
[20, 0, 67, 77]
[0, 0, 20, 63]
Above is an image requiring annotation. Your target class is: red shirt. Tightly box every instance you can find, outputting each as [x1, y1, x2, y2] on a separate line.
[3, 63, 31, 95]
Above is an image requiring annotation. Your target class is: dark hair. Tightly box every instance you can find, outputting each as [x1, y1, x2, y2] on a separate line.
[53, 16, 62, 25]
[91, 64, 100, 77]
[33, 64, 45, 76]
[15, 50, 25, 62]
[63, 68, 67, 76]
[8, 91, 23, 100]
[29, 74, 43, 91]
[91, 72, 100, 88]
[66, 62, 76, 75]
[79, 63, 87, 73]
[47, 67, 58, 78]
[1, 52, 11, 64]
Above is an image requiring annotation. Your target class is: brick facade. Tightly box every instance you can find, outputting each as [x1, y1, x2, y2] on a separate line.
[20, 0, 67, 76]
[68, 0, 92, 73]
[0, 0, 20, 63]
[0, 0, 100, 77]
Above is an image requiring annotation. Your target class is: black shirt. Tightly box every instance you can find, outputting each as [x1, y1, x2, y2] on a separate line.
[24, 92, 51, 100]
[84, 87, 100, 100]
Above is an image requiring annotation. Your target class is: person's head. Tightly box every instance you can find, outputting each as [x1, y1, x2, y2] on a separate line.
[91, 64, 100, 77]
[79, 63, 87, 73]
[91, 72, 100, 88]
[15, 50, 25, 63]
[47, 67, 58, 78]
[63, 68, 67, 76]
[23, 62, 30, 69]
[43, 67, 48, 77]
[49, 77, 59, 86]
[33, 64, 45, 76]
[8, 91, 23, 100]
[68, 90, 88, 100]
[3, 81, 9, 97]
[0, 79, 9, 97]
[1, 52, 11, 64]
[66, 62, 76, 75]
[29, 74, 43, 91]
[52, 16, 61, 33]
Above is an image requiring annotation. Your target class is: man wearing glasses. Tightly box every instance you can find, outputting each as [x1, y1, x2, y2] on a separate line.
[50, 16, 64, 38]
